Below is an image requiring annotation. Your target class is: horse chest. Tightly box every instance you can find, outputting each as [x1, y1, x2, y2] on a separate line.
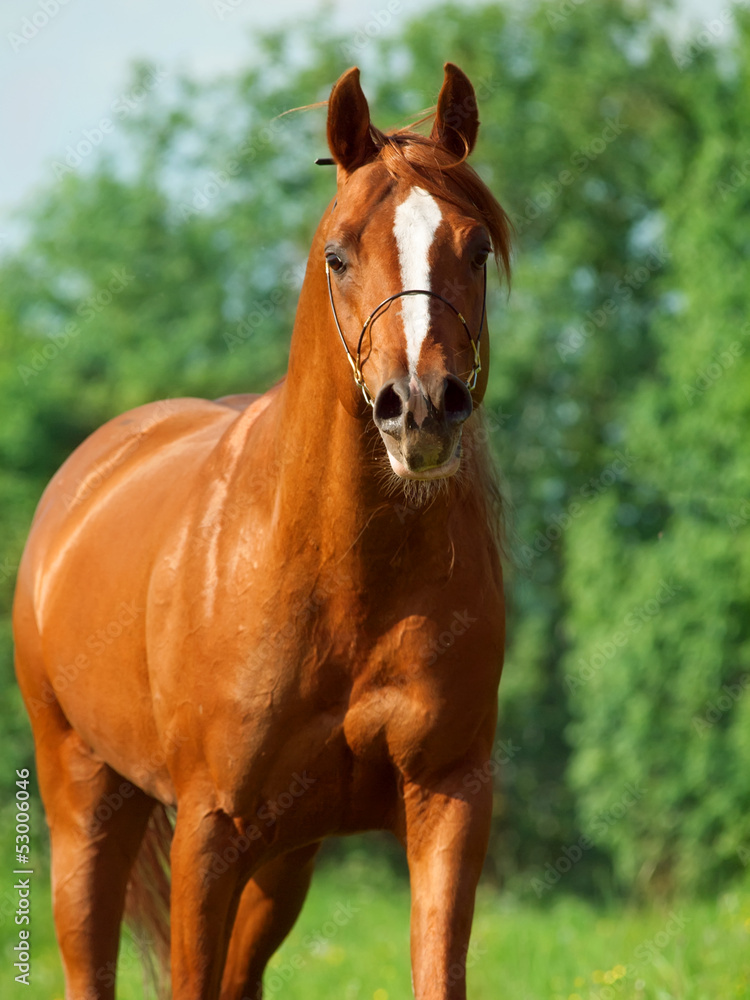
[148, 512, 502, 831]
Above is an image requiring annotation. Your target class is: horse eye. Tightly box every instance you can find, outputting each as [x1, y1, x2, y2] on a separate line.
[473, 247, 490, 269]
[326, 252, 346, 273]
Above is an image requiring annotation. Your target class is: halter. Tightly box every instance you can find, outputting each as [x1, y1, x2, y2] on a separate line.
[325, 260, 487, 408]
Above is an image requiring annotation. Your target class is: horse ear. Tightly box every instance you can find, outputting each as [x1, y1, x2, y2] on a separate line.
[430, 62, 479, 159]
[327, 67, 379, 174]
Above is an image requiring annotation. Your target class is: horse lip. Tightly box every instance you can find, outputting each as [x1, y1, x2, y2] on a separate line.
[384, 443, 461, 480]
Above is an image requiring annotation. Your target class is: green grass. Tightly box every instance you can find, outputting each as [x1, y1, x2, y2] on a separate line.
[2, 854, 749, 999]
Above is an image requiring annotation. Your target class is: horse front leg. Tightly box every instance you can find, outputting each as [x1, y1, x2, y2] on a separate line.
[170, 800, 258, 999]
[401, 760, 493, 1000]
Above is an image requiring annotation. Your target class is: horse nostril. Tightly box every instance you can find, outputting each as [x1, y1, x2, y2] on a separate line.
[374, 383, 404, 424]
[443, 376, 473, 424]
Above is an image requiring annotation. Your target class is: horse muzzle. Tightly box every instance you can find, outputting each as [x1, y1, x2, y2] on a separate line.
[372, 373, 473, 479]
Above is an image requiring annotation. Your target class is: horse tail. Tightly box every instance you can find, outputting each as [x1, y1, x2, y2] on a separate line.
[124, 802, 174, 998]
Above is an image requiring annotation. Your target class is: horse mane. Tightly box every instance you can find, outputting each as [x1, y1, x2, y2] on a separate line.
[464, 411, 512, 566]
[367, 120, 513, 284]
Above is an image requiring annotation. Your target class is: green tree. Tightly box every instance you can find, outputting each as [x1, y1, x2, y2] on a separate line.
[563, 7, 750, 894]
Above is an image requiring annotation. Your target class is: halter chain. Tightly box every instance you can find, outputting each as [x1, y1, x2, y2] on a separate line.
[325, 260, 487, 408]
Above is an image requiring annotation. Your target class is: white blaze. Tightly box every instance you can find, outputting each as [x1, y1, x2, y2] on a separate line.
[393, 186, 442, 374]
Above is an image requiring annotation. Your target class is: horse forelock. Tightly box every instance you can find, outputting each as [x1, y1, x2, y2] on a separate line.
[367, 123, 513, 285]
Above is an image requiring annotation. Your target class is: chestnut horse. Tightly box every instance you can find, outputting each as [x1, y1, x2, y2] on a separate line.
[13, 63, 511, 1000]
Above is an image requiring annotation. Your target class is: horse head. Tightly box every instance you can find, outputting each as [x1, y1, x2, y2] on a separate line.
[320, 63, 511, 481]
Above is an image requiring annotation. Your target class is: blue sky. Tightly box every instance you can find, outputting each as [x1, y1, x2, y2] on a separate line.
[0, 0, 723, 229]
